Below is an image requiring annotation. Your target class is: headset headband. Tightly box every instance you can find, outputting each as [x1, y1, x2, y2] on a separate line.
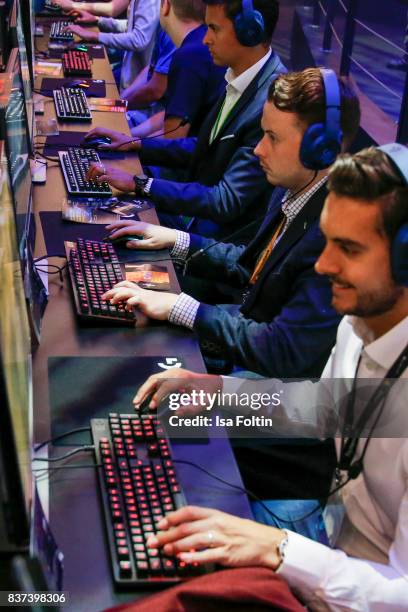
[378, 143, 408, 184]
[321, 68, 341, 144]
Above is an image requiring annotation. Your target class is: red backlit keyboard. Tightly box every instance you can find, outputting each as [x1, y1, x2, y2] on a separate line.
[62, 50, 92, 77]
[91, 414, 209, 586]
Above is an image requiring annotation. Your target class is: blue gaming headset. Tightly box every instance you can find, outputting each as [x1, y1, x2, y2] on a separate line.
[234, 0, 265, 47]
[300, 68, 343, 170]
[377, 143, 408, 287]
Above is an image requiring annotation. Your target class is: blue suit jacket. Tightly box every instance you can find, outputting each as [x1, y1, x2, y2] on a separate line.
[139, 51, 286, 241]
[185, 185, 341, 378]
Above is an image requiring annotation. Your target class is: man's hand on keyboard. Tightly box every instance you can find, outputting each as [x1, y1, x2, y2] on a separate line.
[105, 220, 177, 249]
[87, 163, 134, 192]
[65, 24, 99, 42]
[102, 281, 178, 320]
[147, 506, 285, 570]
[84, 127, 140, 151]
[133, 368, 222, 411]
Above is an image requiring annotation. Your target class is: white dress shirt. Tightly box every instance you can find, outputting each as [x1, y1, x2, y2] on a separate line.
[224, 315, 408, 610]
[209, 48, 272, 144]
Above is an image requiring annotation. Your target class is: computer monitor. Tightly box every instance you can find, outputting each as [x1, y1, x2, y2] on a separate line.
[0, 139, 33, 553]
[16, 0, 35, 137]
[1, 48, 34, 257]
[0, 0, 18, 70]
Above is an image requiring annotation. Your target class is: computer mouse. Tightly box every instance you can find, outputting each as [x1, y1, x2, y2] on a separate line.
[70, 80, 91, 88]
[103, 234, 143, 246]
[83, 136, 112, 149]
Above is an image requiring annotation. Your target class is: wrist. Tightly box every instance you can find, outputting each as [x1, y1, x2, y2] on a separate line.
[263, 529, 288, 570]
[133, 174, 153, 196]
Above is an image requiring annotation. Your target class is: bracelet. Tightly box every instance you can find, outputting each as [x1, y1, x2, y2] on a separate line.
[277, 529, 289, 569]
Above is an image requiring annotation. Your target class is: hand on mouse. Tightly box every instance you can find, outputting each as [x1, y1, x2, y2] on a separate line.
[84, 128, 140, 151]
[105, 221, 177, 250]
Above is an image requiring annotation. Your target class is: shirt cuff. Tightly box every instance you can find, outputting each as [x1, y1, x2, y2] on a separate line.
[168, 293, 200, 330]
[170, 231, 190, 261]
[277, 530, 334, 601]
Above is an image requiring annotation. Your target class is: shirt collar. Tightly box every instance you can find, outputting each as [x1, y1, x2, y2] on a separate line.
[281, 175, 328, 221]
[349, 315, 408, 372]
[224, 48, 272, 95]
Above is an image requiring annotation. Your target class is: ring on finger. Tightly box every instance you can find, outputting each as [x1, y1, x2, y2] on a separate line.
[206, 531, 215, 548]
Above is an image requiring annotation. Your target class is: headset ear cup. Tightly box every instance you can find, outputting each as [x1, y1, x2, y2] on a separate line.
[300, 123, 342, 170]
[234, 11, 265, 46]
[300, 123, 325, 169]
[392, 224, 408, 286]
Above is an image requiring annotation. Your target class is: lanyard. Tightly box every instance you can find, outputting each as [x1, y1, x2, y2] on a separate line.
[209, 95, 238, 144]
[337, 342, 408, 480]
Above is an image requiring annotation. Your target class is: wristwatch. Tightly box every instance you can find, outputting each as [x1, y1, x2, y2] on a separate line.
[133, 174, 153, 195]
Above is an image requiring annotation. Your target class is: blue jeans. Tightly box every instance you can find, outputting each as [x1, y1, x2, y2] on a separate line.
[251, 499, 329, 545]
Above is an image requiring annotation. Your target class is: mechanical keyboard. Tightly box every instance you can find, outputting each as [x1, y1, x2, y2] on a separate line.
[53, 87, 92, 122]
[44, 0, 63, 12]
[62, 50, 92, 77]
[49, 21, 73, 41]
[65, 238, 136, 325]
[58, 147, 112, 196]
[91, 414, 209, 586]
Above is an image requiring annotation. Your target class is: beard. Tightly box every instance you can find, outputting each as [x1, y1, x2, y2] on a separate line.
[333, 280, 403, 317]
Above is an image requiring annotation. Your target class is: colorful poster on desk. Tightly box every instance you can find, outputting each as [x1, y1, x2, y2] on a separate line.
[88, 97, 128, 113]
[124, 264, 171, 291]
[61, 197, 121, 224]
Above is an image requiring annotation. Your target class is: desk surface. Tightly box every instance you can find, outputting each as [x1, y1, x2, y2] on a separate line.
[32, 25, 252, 611]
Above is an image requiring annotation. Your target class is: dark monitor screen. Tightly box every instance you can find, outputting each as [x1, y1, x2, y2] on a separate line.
[0, 139, 32, 552]
[16, 0, 35, 138]
[1, 48, 33, 258]
[0, 0, 17, 70]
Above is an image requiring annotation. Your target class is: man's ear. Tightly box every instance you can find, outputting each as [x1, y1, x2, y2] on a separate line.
[162, 0, 171, 17]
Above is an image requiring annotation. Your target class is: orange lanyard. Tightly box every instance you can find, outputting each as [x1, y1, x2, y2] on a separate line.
[249, 215, 286, 285]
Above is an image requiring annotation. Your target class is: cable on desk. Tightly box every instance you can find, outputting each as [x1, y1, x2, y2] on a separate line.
[33, 149, 59, 162]
[35, 425, 91, 451]
[173, 459, 325, 525]
[33, 463, 102, 472]
[33, 445, 95, 463]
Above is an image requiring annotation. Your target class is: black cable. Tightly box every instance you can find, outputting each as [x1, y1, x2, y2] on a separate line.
[34, 425, 91, 452]
[87, 116, 191, 152]
[33, 149, 60, 163]
[182, 171, 320, 274]
[33, 463, 102, 481]
[34, 254, 67, 263]
[33, 445, 94, 463]
[173, 458, 346, 525]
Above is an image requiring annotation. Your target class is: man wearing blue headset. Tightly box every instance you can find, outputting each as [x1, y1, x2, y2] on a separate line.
[125, 145, 408, 611]
[86, 0, 284, 243]
[101, 68, 361, 511]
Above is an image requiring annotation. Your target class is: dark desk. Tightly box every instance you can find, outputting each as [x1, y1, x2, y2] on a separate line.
[32, 24, 252, 611]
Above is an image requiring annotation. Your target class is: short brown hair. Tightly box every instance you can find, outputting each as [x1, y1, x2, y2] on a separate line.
[327, 146, 408, 242]
[267, 68, 361, 150]
[171, 0, 205, 21]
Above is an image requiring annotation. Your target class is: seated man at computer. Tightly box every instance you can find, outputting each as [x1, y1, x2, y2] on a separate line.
[126, 0, 227, 140]
[85, 0, 284, 241]
[127, 145, 408, 611]
[100, 69, 361, 508]
[100, 69, 360, 381]
[66, 0, 160, 92]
